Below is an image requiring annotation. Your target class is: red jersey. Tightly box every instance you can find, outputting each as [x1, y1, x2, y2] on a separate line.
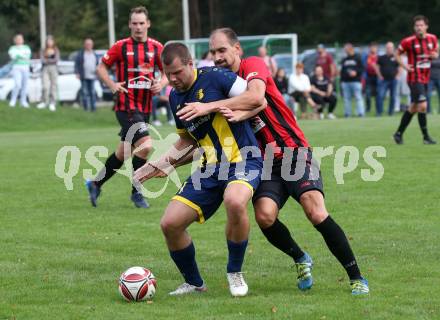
[238, 56, 309, 158]
[398, 33, 438, 84]
[102, 37, 163, 113]
[366, 53, 378, 76]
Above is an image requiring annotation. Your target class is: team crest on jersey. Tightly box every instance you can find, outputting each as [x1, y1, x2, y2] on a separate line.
[246, 72, 259, 80]
[196, 89, 204, 100]
[128, 75, 152, 89]
[428, 43, 434, 49]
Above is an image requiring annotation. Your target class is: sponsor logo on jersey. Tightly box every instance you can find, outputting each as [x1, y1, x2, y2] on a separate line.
[196, 89, 204, 100]
[128, 75, 152, 89]
[246, 72, 259, 80]
[127, 52, 134, 56]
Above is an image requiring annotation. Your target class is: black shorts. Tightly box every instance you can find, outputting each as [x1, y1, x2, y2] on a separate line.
[409, 83, 428, 104]
[253, 148, 324, 209]
[115, 111, 150, 145]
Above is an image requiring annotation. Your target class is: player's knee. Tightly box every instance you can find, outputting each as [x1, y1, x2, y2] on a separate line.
[224, 195, 247, 216]
[134, 147, 150, 160]
[254, 206, 277, 229]
[160, 215, 180, 237]
[300, 192, 328, 225]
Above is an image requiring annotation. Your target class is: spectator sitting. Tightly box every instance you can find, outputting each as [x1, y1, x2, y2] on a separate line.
[197, 51, 215, 68]
[74, 38, 99, 112]
[37, 35, 60, 112]
[274, 68, 294, 111]
[258, 46, 277, 78]
[310, 65, 337, 119]
[288, 63, 317, 119]
[340, 43, 365, 117]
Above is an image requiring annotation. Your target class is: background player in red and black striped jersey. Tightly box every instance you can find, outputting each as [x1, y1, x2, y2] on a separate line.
[85, 6, 168, 208]
[176, 28, 369, 294]
[393, 15, 438, 145]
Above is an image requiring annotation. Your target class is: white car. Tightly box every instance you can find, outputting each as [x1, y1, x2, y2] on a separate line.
[0, 60, 102, 103]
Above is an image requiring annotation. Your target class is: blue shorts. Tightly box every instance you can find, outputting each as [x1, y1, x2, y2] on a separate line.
[172, 158, 262, 223]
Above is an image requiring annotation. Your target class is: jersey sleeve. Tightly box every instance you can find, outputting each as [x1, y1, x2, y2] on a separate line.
[155, 42, 164, 72]
[209, 67, 243, 97]
[169, 92, 187, 134]
[241, 56, 271, 84]
[102, 41, 121, 67]
[398, 38, 409, 54]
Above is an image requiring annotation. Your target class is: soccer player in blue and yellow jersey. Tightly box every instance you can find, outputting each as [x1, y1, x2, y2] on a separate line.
[134, 43, 266, 297]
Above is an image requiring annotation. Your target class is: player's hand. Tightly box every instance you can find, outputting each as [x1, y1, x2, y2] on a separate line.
[405, 64, 414, 72]
[219, 106, 239, 122]
[177, 102, 211, 121]
[110, 82, 128, 94]
[133, 162, 167, 183]
[430, 51, 439, 59]
[150, 79, 162, 95]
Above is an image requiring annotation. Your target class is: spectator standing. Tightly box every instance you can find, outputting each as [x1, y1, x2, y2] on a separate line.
[151, 85, 174, 126]
[274, 68, 294, 111]
[310, 65, 337, 119]
[74, 38, 98, 112]
[37, 35, 60, 112]
[363, 42, 379, 113]
[375, 42, 400, 116]
[258, 46, 277, 78]
[316, 44, 337, 82]
[427, 56, 440, 114]
[394, 54, 411, 112]
[8, 34, 31, 108]
[288, 63, 316, 119]
[340, 43, 365, 117]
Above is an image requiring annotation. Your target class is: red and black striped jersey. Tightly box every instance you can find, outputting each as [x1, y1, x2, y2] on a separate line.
[238, 56, 309, 158]
[102, 37, 163, 113]
[398, 33, 438, 84]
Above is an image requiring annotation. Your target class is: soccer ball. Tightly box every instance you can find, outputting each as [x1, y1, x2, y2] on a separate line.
[118, 266, 157, 302]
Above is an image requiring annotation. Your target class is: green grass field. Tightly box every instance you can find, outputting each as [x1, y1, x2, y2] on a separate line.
[1, 102, 439, 319]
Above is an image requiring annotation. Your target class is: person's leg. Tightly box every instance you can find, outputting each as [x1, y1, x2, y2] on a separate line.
[10, 67, 21, 107]
[50, 66, 58, 106]
[88, 80, 96, 112]
[365, 76, 372, 113]
[132, 135, 152, 195]
[326, 94, 337, 114]
[353, 82, 365, 116]
[161, 200, 205, 290]
[300, 191, 368, 294]
[341, 82, 352, 117]
[81, 80, 89, 111]
[388, 80, 397, 116]
[42, 67, 50, 106]
[19, 67, 30, 107]
[435, 79, 440, 114]
[427, 80, 434, 114]
[376, 79, 386, 116]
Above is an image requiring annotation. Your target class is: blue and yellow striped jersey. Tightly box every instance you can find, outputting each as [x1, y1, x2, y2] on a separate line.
[169, 67, 260, 165]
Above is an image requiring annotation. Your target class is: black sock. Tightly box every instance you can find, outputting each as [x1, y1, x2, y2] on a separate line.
[315, 216, 361, 280]
[417, 112, 429, 138]
[396, 110, 414, 135]
[260, 219, 305, 262]
[95, 153, 123, 188]
[132, 155, 146, 194]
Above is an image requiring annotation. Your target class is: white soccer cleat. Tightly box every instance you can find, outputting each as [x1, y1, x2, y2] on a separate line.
[37, 102, 46, 109]
[169, 282, 207, 296]
[227, 272, 248, 297]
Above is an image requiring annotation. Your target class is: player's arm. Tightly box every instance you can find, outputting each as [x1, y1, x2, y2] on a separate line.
[177, 79, 266, 122]
[97, 62, 127, 94]
[219, 98, 267, 123]
[133, 132, 197, 183]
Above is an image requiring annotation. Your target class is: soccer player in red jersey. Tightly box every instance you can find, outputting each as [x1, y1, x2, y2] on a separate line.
[393, 15, 438, 145]
[176, 28, 369, 295]
[85, 6, 168, 208]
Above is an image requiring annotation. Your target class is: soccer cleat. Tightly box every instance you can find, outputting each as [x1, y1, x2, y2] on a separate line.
[295, 252, 313, 291]
[37, 102, 46, 109]
[350, 277, 369, 295]
[393, 132, 403, 145]
[328, 113, 337, 120]
[85, 180, 101, 207]
[49, 103, 56, 112]
[169, 282, 207, 296]
[130, 192, 150, 208]
[423, 136, 437, 145]
[226, 272, 248, 297]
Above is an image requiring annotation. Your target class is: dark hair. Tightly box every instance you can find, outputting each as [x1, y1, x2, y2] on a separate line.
[130, 6, 149, 21]
[161, 42, 192, 65]
[210, 27, 239, 45]
[413, 15, 428, 25]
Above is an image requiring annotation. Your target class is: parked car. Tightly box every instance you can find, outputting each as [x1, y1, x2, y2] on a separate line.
[0, 60, 102, 103]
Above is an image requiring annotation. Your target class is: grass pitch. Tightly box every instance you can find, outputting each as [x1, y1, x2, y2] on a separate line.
[0, 102, 439, 319]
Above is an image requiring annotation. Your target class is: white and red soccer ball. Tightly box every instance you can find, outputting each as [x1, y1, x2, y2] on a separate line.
[118, 267, 156, 302]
